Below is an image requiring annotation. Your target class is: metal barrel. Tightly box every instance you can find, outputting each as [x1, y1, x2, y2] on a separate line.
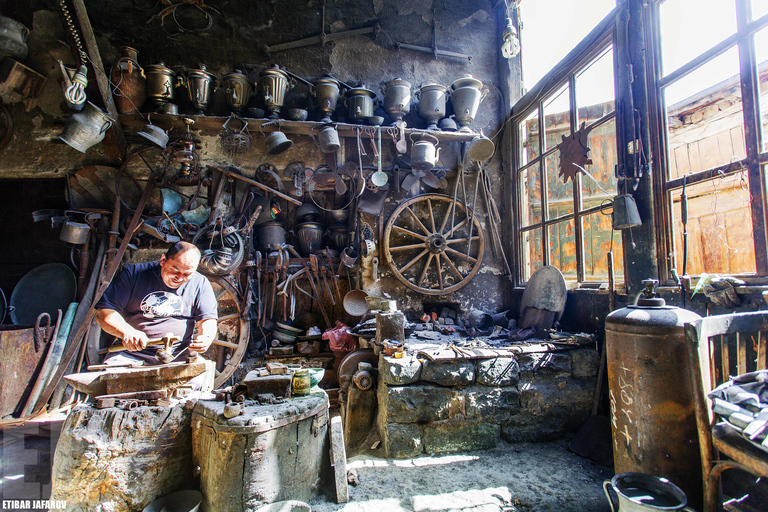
[604, 293, 703, 511]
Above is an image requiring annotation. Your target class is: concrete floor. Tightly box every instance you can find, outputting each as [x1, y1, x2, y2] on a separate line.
[1, 421, 613, 512]
[309, 437, 615, 512]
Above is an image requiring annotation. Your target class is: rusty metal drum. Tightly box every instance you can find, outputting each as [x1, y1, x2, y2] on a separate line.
[605, 285, 703, 511]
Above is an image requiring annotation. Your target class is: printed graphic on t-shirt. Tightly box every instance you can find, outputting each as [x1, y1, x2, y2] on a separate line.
[140, 292, 184, 318]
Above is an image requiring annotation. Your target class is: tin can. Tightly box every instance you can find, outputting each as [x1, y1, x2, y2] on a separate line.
[292, 369, 310, 397]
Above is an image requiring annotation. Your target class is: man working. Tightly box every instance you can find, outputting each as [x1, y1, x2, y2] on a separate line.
[95, 241, 218, 366]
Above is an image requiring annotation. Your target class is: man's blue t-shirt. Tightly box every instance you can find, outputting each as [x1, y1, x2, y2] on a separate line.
[95, 262, 218, 363]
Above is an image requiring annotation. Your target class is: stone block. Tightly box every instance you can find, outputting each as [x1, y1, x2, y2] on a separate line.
[502, 376, 594, 442]
[381, 422, 422, 459]
[420, 358, 475, 387]
[420, 418, 499, 454]
[378, 353, 422, 385]
[465, 385, 521, 423]
[375, 311, 406, 344]
[501, 405, 580, 442]
[518, 376, 593, 414]
[378, 383, 454, 424]
[517, 352, 572, 378]
[570, 348, 600, 378]
[476, 357, 519, 386]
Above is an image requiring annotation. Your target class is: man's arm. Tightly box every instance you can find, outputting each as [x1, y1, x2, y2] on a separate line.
[189, 318, 217, 353]
[95, 308, 149, 351]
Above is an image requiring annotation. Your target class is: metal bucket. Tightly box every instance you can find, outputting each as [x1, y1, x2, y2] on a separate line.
[58, 102, 115, 153]
[296, 221, 323, 256]
[257, 221, 286, 252]
[605, 283, 703, 511]
[604, 473, 695, 512]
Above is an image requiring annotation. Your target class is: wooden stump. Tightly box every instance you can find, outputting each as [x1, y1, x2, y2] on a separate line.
[50, 403, 194, 512]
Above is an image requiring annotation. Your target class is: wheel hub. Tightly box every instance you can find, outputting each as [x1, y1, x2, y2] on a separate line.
[427, 233, 447, 254]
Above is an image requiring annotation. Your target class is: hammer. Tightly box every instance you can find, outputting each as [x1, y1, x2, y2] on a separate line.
[100, 333, 180, 364]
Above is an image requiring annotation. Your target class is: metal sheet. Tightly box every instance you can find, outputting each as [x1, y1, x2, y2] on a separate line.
[10, 263, 76, 325]
[519, 265, 567, 321]
[0, 326, 46, 417]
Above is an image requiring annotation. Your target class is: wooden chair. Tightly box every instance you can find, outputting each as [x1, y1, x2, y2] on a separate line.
[684, 311, 768, 512]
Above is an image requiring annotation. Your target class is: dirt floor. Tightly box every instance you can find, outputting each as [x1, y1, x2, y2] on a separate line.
[310, 437, 615, 512]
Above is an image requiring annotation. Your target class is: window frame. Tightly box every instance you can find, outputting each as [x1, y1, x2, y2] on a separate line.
[647, 0, 768, 280]
[512, 12, 619, 286]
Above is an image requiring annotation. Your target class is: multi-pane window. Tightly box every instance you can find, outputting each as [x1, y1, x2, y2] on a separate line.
[654, 0, 768, 277]
[515, 42, 623, 285]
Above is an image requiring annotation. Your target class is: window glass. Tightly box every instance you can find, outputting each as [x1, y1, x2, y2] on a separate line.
[669, 175, 756, 275]
[544, 85, 571, 150]
[581, 118, 618, 207]
[582, 211, 623, 282]
[664, 47, 744, 179]
[756, 26, 768, 152]
[519, 0, 615, 91]
[546, 152, 573, 221]
[520, 162, 541, 228]
[520, 110, 540, 165]
[576, 47, 615, 115]
[752, 0, 768, 22]
[548, 220, 577, 281]
[522, 227, 544, 282]
[659, 0, 737, 77]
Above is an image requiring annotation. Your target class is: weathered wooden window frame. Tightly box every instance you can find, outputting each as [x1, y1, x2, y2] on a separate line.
[646, 0, 768, 279]
[511, 9, 619, 286]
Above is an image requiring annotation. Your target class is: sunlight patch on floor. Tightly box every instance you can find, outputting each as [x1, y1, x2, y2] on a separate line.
[347, 453, 480, 470]
[412, 487, 513, 511]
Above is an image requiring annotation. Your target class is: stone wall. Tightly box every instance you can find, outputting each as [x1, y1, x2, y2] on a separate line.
[376, 347, 599, 458]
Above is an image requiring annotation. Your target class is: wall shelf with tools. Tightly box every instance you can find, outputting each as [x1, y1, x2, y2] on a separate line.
[117, 114, 481, 143]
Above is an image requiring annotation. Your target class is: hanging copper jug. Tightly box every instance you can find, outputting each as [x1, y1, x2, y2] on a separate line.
[110, 46, 146, 114]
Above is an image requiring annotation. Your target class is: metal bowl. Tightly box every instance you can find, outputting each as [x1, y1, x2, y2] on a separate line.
[273, 328, 298, 344]
[287, 108, 308, 121]
[275, 321, 303, 334]
[343, 289, 369, 316]
[142, 490, 202, 512]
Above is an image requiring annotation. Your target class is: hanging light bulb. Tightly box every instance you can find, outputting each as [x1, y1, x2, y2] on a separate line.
[501, 17, 520, 59]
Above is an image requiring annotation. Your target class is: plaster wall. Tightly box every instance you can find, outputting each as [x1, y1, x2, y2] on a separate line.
[0, 0, 515, 317]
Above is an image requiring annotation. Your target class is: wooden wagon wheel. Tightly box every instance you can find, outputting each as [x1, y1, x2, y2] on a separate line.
[383, 194, 485, 295]
[204, 276, 250, 388]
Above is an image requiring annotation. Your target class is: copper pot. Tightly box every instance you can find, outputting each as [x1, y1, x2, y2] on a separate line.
[110, 46, 146, 114]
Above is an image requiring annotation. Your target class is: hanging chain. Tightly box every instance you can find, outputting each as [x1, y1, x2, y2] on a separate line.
[58, 0, 88, 66]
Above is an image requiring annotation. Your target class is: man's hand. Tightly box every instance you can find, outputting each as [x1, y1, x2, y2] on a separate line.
[122, 327, 149, 351]
[189, 335, 213, 353]
[190, 318, 218, 354]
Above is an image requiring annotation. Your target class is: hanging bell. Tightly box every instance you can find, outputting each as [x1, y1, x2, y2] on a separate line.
[612, 194, 642, 230]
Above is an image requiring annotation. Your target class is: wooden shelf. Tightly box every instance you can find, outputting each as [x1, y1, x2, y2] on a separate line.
[118, 114, 479, 142]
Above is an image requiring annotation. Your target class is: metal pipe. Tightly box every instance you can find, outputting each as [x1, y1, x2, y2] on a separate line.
[396, 43, 472, 62]
[222, 168, 302, 206]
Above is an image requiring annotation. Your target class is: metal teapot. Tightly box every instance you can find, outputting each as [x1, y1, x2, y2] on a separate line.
[410, 133, 441, 171]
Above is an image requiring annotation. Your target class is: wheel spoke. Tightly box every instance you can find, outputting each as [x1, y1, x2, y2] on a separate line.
[217, 312, 240, 322]
[406, 206, 432, 236]
[215, 288, 228, 300]
[392, 224, 428, 241]
[418, 254, 434, 287]
[389, 242, 429, 252]
[443, 252, 464, 280]
[446, 247, 477, 263]
[427, 198, 437, 233]
[399, 249, 429, 273]
[439, 199, 455, 234]
[444, 217, 468, 238]
[213, 339, 239, 349]
[435, 254, 444, 290]
[446, 235, 481, 245]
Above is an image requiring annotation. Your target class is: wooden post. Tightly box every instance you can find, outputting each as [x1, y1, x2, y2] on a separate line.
[68, 0, 127, 164]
